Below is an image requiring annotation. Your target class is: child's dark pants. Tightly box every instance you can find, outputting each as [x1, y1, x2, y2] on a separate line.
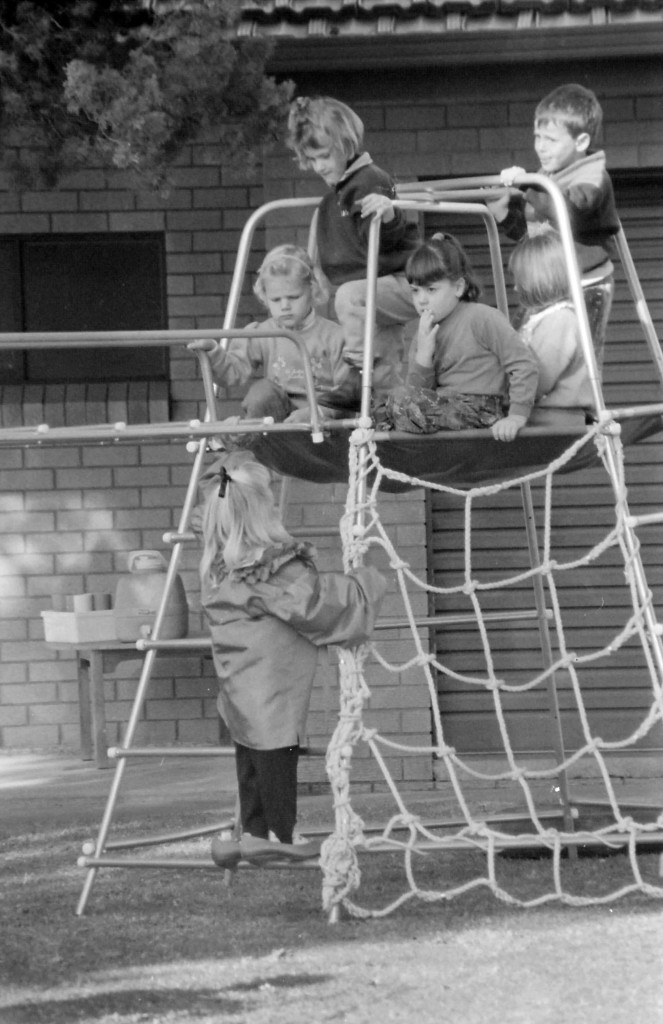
[234, 742, 300, 844]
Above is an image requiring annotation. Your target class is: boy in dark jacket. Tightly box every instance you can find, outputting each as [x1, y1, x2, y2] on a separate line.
[488, 83, 619, 359]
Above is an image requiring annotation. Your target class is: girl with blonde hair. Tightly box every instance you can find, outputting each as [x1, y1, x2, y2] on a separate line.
[509, 230, 595, 427]
[200, 451, 386, 867]
[189, 243, 352, 429]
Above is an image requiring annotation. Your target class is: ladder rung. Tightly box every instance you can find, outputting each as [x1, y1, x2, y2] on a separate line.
[82, 821, 233, 854]
[165, 527, 351, 542]
[137, 637, 212, 652]
[290, 526, 341, 537]
[110, 745, 233, 758]
[377, 609, 552, 630]
[78, 855, 321, 871]
[109, 744, 326, 759]
[135, 608, 552, 655]
[625, 512, 663, 529]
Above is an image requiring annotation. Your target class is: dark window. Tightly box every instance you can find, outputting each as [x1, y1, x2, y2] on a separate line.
[0, 233, 168, 383]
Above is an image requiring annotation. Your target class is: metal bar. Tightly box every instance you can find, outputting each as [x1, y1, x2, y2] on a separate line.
[0, 324, 326, 445]
[599, 434, 663, 690]
[108, 744, 327, 758]
[377, 609, 553, 630]
[82, 805, 662, 860]
[0, 327, 313, 349]
[484, 206, 510, 315]
[397, 175, 505, 193]
[625, 512, 663, 529]
[136, 638, 211, 652]
[520, 481, 575, 843]
[613, 226, 663, 388]
[360, 213, 380, 419]
[360, 832, 663, 851]
[166, 524, 352, 544]
[607, 403, 663, 421]
[570, 796, 663, 812]
[110, 744, 231, 757]
[78, 855, 321, 870]
[78, 856, 235, 870]
[399, 189, 509, 205]
[0, 416, 361, 448]
[0, 418, 587, 449]
[523, 174, 605, 413]
[193, 348, 219, 420]
[76, 828, 663, 871]
[81, 821, 234, 854]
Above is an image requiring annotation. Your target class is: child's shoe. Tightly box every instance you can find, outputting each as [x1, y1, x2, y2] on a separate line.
[218, 415, 254, 451]
[210, 833, 241, 868]
[315, 366, 362, 411]
[267, 830, 322, 861]
[221, 415, 276, 451]
[278, 838, 322, 861]
[239, 834, 288, 864]
[240, 833, 322, 864]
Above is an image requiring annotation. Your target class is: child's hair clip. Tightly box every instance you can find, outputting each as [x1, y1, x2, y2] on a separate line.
[218, 466, 231, 498]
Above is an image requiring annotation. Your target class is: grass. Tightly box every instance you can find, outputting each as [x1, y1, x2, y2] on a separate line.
[2, 802, 663, 1024]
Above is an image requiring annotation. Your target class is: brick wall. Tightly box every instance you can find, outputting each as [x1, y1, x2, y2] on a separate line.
[285, 57, 663, 182]
[1, 53, 660, 787]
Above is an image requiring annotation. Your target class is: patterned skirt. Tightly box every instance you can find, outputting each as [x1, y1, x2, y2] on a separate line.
[374, 387, 507, 433]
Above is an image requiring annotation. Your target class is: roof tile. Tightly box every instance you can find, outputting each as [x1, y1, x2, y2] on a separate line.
[239, 0, 663, 26]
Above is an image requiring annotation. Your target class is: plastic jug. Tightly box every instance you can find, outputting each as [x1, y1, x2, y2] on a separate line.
[113, 550, 189, 642]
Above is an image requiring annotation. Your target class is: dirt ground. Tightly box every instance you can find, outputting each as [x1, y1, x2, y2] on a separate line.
[2, 752, 663, 1024]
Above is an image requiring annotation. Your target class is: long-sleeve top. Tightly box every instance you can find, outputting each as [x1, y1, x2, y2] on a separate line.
[500, 151, 619, 277]
[316, 152, 420, 286]
[207, 310, 348, 400]
[202, 541, 387, 749]
[519, 301, 595, 410]
[406, 301, 539, 420]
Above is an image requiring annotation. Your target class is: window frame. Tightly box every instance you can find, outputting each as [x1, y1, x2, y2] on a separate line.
[0, 231, 169, 384]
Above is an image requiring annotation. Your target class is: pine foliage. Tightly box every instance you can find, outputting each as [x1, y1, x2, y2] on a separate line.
[0, 1, 293, 191]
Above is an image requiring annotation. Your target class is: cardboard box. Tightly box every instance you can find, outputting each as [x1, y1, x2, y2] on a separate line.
[41, 610, 117, 644]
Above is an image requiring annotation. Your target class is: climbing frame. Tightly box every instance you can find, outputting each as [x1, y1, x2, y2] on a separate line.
[1, 175, 661, 918]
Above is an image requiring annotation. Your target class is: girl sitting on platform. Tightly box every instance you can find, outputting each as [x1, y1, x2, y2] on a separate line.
[509, 230, 595, 428]
[375, 233, 538, 441]
[200, 451, 386, 868]
[189, 244, 352, 431]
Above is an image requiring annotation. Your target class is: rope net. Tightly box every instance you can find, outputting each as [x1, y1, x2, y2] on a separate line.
[319, 421, 663, 918]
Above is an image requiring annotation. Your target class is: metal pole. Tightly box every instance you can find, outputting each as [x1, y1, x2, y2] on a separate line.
[613, 226, 663, 388]
[520, 481, 576, 840]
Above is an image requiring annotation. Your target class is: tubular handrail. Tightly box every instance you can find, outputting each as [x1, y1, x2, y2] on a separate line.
[0, 325, 326, 444]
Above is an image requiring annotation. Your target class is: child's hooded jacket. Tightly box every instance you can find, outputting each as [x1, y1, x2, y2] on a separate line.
[202, 541, 386, 749]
